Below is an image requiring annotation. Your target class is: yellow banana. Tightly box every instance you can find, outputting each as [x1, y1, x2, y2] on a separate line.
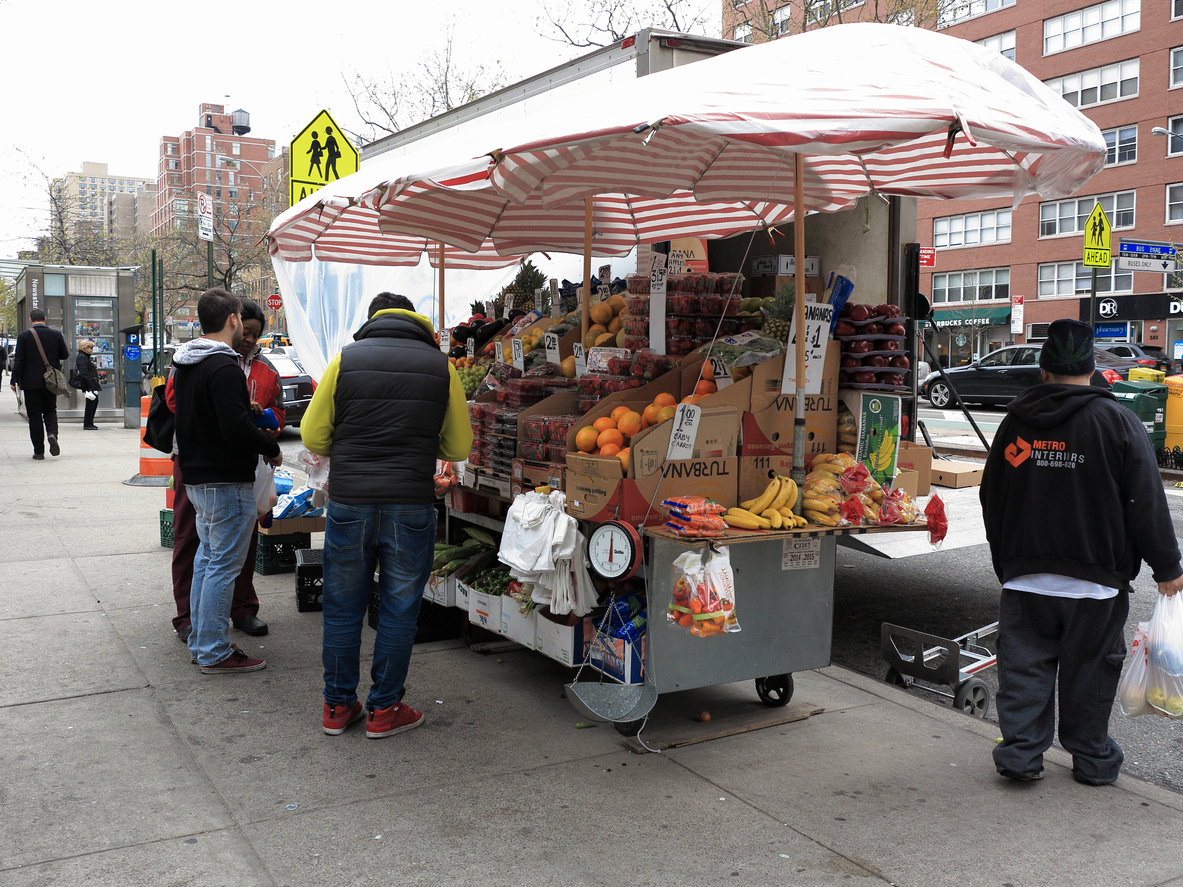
[804, 510, 839, 527]
[768, 476, 792, 511]
[740, 497, 758, 510]
[812, 453, 836, 465]
[726, 508, 771, 529]
[761, 508, 783, 529]
[723, 511, 764, 530]
[812, 462, 846, 475]
[746, 476, 782, 515]
[780, 477, 798, 511]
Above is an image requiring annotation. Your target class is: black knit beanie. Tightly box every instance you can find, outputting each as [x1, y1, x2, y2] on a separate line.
[1040, 318, 1095, 376]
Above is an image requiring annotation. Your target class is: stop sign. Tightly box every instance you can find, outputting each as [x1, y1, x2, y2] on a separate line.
[265, 293, 283, 311]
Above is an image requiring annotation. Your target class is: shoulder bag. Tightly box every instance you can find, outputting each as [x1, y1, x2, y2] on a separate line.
[143, 381, 175, 454]
[30, 328, 68, 396]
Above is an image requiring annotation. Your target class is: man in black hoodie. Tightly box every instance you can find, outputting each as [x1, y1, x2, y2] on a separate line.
[172, 289, 283, 675]
[980, 318, 1182, 786]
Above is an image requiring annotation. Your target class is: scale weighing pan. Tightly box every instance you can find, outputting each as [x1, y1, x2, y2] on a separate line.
[565, 678, 658, 723]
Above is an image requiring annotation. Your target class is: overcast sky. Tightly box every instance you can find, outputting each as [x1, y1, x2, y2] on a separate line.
[0, 0, 683, 260]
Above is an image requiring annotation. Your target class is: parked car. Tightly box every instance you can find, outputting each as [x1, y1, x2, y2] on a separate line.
[921, 345, 1130, 407]
[263, 349, 316, 427]
[1096, 342, 1176, 376]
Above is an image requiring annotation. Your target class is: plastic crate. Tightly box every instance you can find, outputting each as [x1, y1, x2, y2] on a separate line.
[160, 509, 174, 549]
[256, 531, 311, 575]
[295, 548, 323, 612]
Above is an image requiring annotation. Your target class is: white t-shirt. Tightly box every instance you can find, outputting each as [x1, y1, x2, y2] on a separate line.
[1004, 572, 1119, 600]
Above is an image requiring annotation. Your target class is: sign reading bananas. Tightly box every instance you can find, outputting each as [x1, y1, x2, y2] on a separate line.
[851, 392, 902, 485]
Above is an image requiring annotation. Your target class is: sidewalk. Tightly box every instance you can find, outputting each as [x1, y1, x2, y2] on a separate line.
[3, 404, 1183, 887]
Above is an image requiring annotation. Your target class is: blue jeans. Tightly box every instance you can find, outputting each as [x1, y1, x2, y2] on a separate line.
[322, 500, 435, 711]
[186, 483, 256, 667]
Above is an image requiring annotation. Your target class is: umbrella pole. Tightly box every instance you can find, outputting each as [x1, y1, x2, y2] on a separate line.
[791, 153, 807, 512]
[438, 242, 446, 332]
[582, 197, 593, 345]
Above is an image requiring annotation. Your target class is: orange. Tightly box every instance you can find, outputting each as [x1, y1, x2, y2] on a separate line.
[653, 392, 677, 408]
[642, 404, 661, 425]
[597, 428, 624, 450]
[617, 447, 630, 471]
[607, 316, 623, 335]
[560, 356, 577, 379]
[656, 405, 677, 423]
[681, 395, 700, 405]
[594, 333, 614, 347]
[590, 302, 614, 326]
[575, 426, 600, 453]
[592, 416, 617, 433]
[694, 380, 717, 397]
[616, 410, 643, 437]
[700, 361, 714, 381]
[599, 443, 621, 458]
[610, 405, 632, 421]
[607, 293, 626, 315]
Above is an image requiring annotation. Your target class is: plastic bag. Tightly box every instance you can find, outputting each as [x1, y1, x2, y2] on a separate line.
[666, 547, 739, 636]
[667, 550, 706, 629]
[296, 447, 330, 492]
[876, 488, 920, 525]
[1119, 622, 1152, 718]
[1146, 593, 1183, 718]
[434, 461, 459, 497]
[253, 455, 276, 519]
[838, 463, 873, 496]
[925, 494, 948, 546]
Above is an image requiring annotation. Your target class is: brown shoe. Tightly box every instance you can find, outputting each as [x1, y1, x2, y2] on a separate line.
[47, 435, 60, 456]
[199, 648, 266, 675]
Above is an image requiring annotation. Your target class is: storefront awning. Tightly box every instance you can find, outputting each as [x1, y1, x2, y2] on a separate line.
[929, 305, 1011, 328]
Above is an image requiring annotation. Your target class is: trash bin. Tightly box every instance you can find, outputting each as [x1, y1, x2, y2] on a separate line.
[1129, 367, 1167, 383]
[1113, 379, 1167, 448]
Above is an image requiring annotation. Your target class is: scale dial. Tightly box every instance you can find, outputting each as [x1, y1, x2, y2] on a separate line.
[586, 520, 643, 581]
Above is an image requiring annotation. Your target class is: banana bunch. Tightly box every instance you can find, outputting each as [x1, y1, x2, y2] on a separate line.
[724, 474, 807, 530]
[837, 408, 857, 454]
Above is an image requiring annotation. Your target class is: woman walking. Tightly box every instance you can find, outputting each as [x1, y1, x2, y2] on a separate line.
[76, 339, 101, 429]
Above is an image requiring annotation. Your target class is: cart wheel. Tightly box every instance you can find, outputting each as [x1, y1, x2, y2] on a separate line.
[954, 678, 990, 718]
[614, 718, 644, 737]
[755, 674, 794, 707]
[884, 667, 911, 688]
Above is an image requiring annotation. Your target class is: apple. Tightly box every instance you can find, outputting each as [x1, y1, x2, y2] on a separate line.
[865, 355, 888, 367]
[848, 304, 872, 322]
[885, 305, 902, 318]
[835, 320, 856, 337]
[841, 355, 861, 368]
[885, 322, 907, 337]
[883, 373, 905, 386]
[889, 355, 911, 369]
[863, 322, 882, 335]
[873, 303, 892, 318]
[883, 340, 900, 351]
[853, 371, 876, 384]
[848, 339, 873, 354]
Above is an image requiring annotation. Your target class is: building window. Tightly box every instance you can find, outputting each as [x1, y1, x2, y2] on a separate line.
[976, 30, 1016, 59]
[232, 143, 241, 156]
[805, 0, 863, 24]
[1167, 183, 1183, 222]
[1168, 116, 1183, 155]
[933, 209, 1012, 248]
[1045, 59, 1139, 108]
[1038, 261, 1132, 295]
[228, 188, 239, 200]
[939, 0, 1014, 27]
[205, 136, 212, 150]
[1103, 126, 1137, 164]
[932, 268, 1010, 303]
[773, 4, 792, 34]
[1044, 0, 1139, 55]
[1040, 190, 1135, 236]
[1173, 47, 1183, 87]
[733, 21, 753, 41]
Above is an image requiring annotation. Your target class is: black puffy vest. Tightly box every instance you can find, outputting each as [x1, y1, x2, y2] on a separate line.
[328, 313, 450, 504]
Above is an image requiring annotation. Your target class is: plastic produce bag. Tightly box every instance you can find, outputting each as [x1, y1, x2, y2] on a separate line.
[1119, 622, 1152, 718]
[666, 547, 739, 636]
[296, 447, 330, 492]
[1146, 593, 1183, 718]
[253, 455, 276, 519]
[925, 494, 948, 547]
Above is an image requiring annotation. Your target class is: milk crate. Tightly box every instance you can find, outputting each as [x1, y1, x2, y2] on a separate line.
[295, 549, 323, 612]
[256, 531, 311, 575]
[160, 509, 174, 549]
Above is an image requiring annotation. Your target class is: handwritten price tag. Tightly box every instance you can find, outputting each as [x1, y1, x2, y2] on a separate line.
[781, 302, 833, 396]
[440, 328, 451, 354]
[494, 341, 504, 364]
[544, 332, 561, 365]
[466, 337, 475, 359]
[649, 253, 667, 354]
[573, 342, 587, 378]
[665, 403, 700, 462]
[511, 337, 525, 372]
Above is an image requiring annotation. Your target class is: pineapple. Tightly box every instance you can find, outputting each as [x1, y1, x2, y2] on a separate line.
[760, 278, 795, 342]
[470, 300, 487, 318]
[500, 260, 548, 311]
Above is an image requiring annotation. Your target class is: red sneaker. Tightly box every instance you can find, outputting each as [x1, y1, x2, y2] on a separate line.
[323, 701, 365, 735]
[199, 648, 266, 675]
[366, 702, 423, 739]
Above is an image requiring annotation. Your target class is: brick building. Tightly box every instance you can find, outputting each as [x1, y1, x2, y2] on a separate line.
[723, 0, 1183, 365]
[51, 161, 155, 240]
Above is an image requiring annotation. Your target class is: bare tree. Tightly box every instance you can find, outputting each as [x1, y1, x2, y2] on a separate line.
[539, 0, 718, 47]
[727, 0, 951, 41]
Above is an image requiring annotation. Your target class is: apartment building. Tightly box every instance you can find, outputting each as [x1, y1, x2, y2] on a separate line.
[724, 0, 1183, 364]
[50, 161, 154, 240]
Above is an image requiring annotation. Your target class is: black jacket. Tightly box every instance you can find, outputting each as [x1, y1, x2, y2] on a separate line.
[172, 339, 280, 486]
[328, 312, 451, 504]
[75, 351, 101, 391]
[980, 384, 1182, 591]
[12, 325, 68, 390]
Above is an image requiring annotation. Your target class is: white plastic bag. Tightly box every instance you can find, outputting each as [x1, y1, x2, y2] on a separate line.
[296, 446, 330, 492]
[1146, 593, 1183, 718]
[1118, 622, 1151, 718]
[253, 455, 276, 519]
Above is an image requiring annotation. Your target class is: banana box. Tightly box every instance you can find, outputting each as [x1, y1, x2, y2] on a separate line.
[838, 389, 902, 486]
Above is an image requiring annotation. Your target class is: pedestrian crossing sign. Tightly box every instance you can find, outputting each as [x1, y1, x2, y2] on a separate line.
[289, 110, 359, 208]
[1082, 204, 1112, 268]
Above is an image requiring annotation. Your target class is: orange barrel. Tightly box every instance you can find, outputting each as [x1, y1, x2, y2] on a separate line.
[138, 395, 173, 476]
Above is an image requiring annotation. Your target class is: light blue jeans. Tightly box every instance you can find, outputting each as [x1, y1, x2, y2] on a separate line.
[322, 500, 435, 711]
[186, 482, 256, 667]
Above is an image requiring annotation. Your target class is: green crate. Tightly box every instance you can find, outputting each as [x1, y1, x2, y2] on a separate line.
[160, 509, 174, 549]
[256, 531, 311, 575]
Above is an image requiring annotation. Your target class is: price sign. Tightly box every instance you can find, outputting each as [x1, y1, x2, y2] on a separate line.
[463, 464, 476, 488]
[649, 253, 668, 354]
[665, 403, 700, 462]
[485, 301, 494, 318]
[550, 279, 560, 318]
[495, 340, 504, 364]
[535, 288, 544, 312]
[708, 355, 733, 390]
[573, 342, 587, 378]
[502, 302, 512, 319]
[466, 337, 475, 359]
[440, 328, 451, 354]
[781, 303, 833, 396]
[544, 331, 561, 365]
[511, 337, 525, 371]
[598, 264, 611, 288]
[597, 285, 611, 302]
[668, 252, 687, 275]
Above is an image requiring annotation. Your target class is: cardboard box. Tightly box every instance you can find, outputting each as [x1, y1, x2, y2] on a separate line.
[931, 459, 984, 489]
[896, 441, 933, 496]
[468, 589, 503, 631]
[259, 515, 326, 536]
[565, 457, 739, 526]
[838, 389, 901, 486]
[499, 598, 538, 649]
[749, 275, 826, 301]
[741, 347, 841, 460]
[893, 467, 919, 499]
[588, 635, 645, 685]
[535, 615, 594, 666]
[424, 574, 456, 608]
[750, 255, 821, 277]
[455, 580, 472, 613]
[679, 356, 754, 413]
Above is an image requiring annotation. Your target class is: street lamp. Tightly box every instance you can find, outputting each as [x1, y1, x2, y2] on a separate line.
[1151, 126, 1183, 148]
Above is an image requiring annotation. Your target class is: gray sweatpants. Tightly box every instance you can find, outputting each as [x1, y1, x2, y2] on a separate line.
[993, 588, 1129, 783]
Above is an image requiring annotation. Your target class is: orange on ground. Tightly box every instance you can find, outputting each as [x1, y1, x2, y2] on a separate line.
[597, 428, 624, 450]
[599, 443, 621, 458]
[616, 411, 643, 437]
[590, 302, 613, 325]
[642, 404, 661, 425]
[656, 405, 677, 423]
[575, 426, 600, 453]
[610, 405, 632, 421]
[592, 416, 617, 433]
[653, 392, 677, 408]
[617, 447, 630, 471]
[694, 380, 717, 397]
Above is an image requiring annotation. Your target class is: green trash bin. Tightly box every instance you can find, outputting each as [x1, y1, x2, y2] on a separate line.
[1112, 379, 1167, 444]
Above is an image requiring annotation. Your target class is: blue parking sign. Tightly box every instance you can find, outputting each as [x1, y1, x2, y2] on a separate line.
[124, 344, 141, 361]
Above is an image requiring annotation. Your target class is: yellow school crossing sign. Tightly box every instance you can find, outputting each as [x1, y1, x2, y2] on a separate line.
[1082, 203, 1111, 268]
[290, 110, 358, 207]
